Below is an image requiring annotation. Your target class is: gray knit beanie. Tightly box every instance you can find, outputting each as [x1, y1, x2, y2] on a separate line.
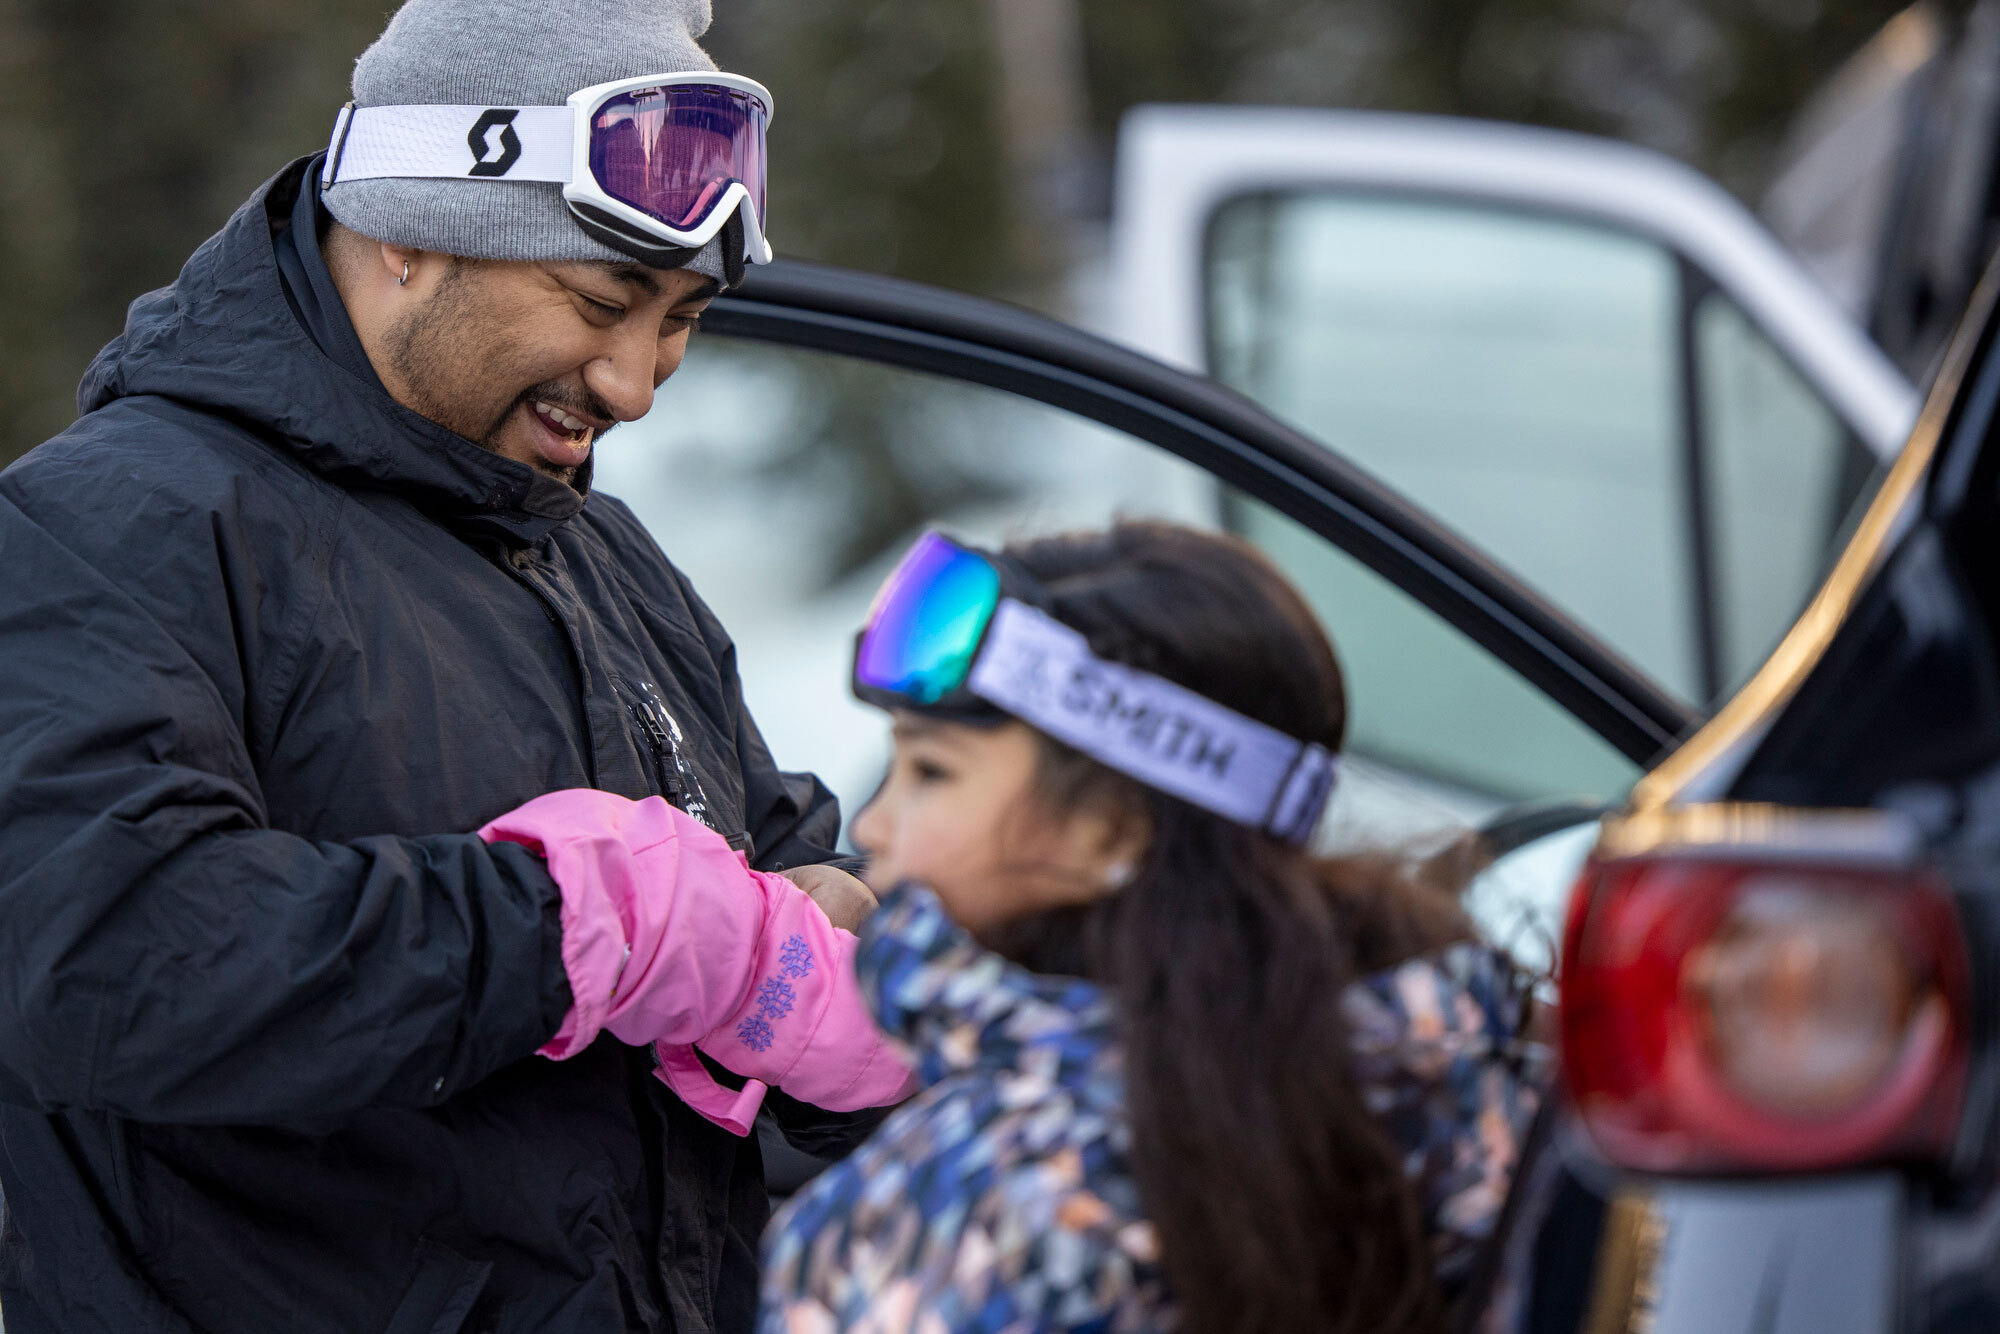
[322, 0, 730, 282]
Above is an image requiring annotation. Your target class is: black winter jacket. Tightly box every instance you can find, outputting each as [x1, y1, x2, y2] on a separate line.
[0, 158, 865, 1334]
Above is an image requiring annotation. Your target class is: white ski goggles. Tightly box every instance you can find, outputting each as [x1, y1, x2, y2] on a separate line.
[321, 72, 774, 269]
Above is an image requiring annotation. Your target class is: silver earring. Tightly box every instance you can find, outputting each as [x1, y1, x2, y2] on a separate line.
[399, 260, 410, 287]
[1104, 862, 1136, 891]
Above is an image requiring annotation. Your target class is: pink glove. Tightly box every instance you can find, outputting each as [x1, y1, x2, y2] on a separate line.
[479, 790, 914, 1135]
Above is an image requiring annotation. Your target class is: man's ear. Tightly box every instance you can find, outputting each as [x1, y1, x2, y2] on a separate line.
[377, 242, 449, 293]
[322, 223, 433, 299]
[379, 242, 418, 284]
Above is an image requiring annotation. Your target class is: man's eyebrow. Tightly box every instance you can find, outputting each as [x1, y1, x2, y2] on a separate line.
[585, 264, 720, 307]
[612, 264, 661, 297]
[585, 261, 661, 298]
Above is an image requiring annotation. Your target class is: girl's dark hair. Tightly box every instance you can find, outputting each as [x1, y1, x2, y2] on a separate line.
[987, 522, 1477, 1334]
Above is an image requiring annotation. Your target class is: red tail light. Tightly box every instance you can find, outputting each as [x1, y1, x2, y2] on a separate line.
[1561, 810, 1969, 1174]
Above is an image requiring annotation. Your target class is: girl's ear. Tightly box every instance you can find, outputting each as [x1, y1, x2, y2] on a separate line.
[1078, 804, 1153, 895]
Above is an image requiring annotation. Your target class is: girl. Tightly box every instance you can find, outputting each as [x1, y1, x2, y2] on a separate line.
[760, 523, 1546, 1333]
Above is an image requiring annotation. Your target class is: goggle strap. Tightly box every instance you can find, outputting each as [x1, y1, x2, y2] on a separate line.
[1266, 740, 1341, 844]
[965, 600, 1338, 843]
[323, 103, 356, 190]
[323, 104, 577, 186]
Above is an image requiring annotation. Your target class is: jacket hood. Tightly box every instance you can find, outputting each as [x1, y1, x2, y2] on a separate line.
[77, 156, 584, 546]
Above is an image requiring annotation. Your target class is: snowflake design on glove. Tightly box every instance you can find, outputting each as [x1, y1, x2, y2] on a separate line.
[756, 976, 796, 1020]
[735, 941, 814, 1053]
[736, 1014, 775, 1053]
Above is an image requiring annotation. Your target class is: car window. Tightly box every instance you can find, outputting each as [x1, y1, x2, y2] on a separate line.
[1206, 191, 1702, 703]
[600, 335, 1639, 857]
[1228, 495, 1638, 814]
[1693, 291, 1877, 693]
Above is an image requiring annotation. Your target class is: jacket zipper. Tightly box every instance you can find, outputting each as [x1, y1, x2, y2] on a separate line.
[502, 554, 600, 790]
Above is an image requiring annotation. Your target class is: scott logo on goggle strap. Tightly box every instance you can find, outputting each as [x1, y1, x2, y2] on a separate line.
[467, 109, 523, 177]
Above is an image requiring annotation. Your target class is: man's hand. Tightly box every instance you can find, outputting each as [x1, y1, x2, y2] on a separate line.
[780, 864, 879, 934]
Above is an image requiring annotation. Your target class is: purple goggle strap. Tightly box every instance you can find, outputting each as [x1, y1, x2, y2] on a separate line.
[966, 599, 1338, 844]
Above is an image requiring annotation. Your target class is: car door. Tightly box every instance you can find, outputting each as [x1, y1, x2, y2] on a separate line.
[600, 259, 1697, 986]
[1111, 106, 1921, 713]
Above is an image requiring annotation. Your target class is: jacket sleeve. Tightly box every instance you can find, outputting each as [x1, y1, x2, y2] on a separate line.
[0, 474, 570, 1126]
[478, 790, 914, 1136]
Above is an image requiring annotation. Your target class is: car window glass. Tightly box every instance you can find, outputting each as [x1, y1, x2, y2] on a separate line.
[1694, 292, 1878, 692]
[1229, 495, 1639, 820]
[601, 335, 1636, 865]
[1206, 191, 1701, 704]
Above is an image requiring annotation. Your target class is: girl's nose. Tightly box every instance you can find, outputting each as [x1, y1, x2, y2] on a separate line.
[848, 769, 892, 860]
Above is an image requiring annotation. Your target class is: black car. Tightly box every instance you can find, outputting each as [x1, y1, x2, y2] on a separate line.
[1486, 256, 2000, 1334]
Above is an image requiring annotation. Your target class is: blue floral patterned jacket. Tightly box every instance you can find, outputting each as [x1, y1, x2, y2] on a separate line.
[758, 884, 1547, 1333]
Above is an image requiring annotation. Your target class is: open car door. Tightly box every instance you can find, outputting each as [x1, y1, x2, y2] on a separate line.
[607, 259, 1697, 991]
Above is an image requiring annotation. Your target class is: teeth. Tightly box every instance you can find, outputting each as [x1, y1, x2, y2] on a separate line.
[533, 401, 591, 437]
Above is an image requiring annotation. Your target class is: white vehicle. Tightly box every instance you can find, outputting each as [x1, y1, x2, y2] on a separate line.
[1113, 107, 1920, 723]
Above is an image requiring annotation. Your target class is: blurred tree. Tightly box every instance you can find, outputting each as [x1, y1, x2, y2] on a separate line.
[1077, 0, 1964, 198]
[0, 0, 1971, 472]
[985, 0, 1093, 287]
[698, 0, 1027, 578]
[706, 0, 1015, 294]
[0, 0, 382, 463]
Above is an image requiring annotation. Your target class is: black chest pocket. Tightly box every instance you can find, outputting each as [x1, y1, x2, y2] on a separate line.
[610, 673, 754, 859]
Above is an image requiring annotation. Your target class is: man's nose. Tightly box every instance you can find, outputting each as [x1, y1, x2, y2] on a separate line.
[582, 327, 659, 423]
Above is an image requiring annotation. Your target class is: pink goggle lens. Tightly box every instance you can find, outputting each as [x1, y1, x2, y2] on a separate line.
[588, 84, 767, 235]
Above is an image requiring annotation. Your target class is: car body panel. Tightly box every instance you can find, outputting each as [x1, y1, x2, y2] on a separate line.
[1648, 1175, 1902, 1334]
[1494, 1121, 1907, 1334]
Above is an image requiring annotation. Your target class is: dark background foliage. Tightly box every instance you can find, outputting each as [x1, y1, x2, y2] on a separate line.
[0, 0, 1949, 467]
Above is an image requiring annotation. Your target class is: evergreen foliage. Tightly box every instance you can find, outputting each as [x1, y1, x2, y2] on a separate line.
[0, 0, 1949, 468]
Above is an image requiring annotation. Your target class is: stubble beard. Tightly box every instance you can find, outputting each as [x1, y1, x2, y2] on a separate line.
[383, 262, 582, 485]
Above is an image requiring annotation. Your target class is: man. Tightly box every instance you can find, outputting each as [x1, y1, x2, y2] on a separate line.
[0, 1, 895, 1330]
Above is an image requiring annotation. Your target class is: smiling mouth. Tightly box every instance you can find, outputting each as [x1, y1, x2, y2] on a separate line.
[531, 398, 595, 446]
